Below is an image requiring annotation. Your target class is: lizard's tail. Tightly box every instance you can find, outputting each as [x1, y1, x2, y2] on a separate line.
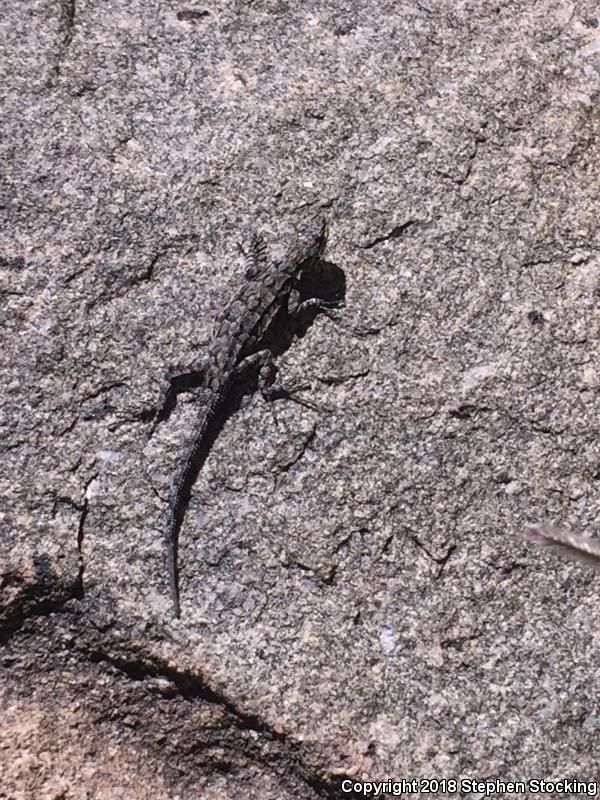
[166, 453, 198, 619]
[166, 501, 182, 618]
[165, 416, 215, 618]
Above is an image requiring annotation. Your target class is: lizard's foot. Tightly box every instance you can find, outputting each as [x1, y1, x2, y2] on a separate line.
[261, 381, 324, 413]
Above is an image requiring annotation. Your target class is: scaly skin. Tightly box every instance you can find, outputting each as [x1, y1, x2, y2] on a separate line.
[165, 222, 329, 617]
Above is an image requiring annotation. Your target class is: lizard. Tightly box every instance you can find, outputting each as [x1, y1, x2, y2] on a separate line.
[159, 220, 333, 618]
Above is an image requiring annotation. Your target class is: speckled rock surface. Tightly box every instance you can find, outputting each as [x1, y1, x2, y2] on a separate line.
[2, 0, 600, 797]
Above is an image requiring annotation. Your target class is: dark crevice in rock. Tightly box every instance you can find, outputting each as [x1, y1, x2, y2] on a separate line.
[78, 645, 354, 798]
[177, 9, 210, 22]
[60, 0, 76, 49]
[47, 0, 76, 86]
[75, 496, 89, 597]
[362, 220, 418, 249]
[2, 609, 356, 797]
[85, 647, 291, 738]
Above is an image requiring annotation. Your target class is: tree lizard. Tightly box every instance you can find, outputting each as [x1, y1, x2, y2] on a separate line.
[159, 221, 333, 617]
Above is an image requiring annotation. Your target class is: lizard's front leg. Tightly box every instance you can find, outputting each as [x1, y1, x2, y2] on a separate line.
[233, 349, 277, 395]
[115, 357, 205, 429]
[145, 357, 208, 434]
[287, 284, 344, 319]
